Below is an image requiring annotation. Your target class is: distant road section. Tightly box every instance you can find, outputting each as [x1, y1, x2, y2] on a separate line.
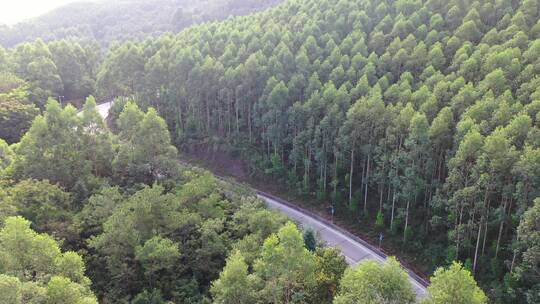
[94, 101, 428, 297]
[96, 101, 113, 119]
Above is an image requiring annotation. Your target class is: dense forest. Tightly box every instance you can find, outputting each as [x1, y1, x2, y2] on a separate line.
[92, 0, 540, 302]
[0, 97, 487, 303]
[1, 0, 540, 302]
[0, 38, 101, 144]
[0, 0, 282, 48]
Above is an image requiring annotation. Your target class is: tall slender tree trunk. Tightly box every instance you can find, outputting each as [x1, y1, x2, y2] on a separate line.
[323, 157, 327, 193]
[482, 198, 491, 256]
[206, 96, 211, 134]
[495, 197, 508, 258]
[457, 203, 465, 257]
[333, 153, 338, 198]
[364, 152, 370, 213]
[473, 215, 483, 273]
[386, 180, 392, 207]
[234, 91, 239, 134]
[177, 101, 183, 134]
[266, 135, 271, 158]
[248, 105, 252, 142]
[227, 94, 231, 138]
[468, 207, 477, 257]
[349, 147, 354, 205]
[505, 196, 514, 238]
[390, 138, 402, 231]
[218, 101, 223, 135]
[379, 157, 385, 212]
[359, 157, 364, 209]
[360, 157, 366, 201]
[320, 142, 325, 193]
[477, 185, 490, 260]
[510, 249, 517, 273]
[437, 149, 444, 181]
[403, 199, 410, 242]
[456, 175, 470, 257]
[391, 187, 397, 231]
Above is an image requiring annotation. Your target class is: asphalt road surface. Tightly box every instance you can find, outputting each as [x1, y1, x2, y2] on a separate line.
[94, 101, 428, 297]
[257, 191, 428, 297]
[96, 101, 113, 119]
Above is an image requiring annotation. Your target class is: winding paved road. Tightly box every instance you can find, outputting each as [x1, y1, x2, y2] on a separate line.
[94, 101, 428, 297]
[256, 191, 428, 297]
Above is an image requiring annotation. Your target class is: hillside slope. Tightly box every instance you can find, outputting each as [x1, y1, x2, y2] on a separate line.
[96, 0, 540, 302]
[0, 0, 281, 47]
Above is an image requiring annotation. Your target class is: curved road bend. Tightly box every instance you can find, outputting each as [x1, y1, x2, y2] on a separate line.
[256, 191, 428, 297]
[93, 101, 428, 297]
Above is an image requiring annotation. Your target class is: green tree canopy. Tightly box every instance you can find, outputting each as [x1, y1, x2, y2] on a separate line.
[423, 262, 487, 304]
[0, 179, 76, 245]
[113, 102, 179, 185]
[211, 251, 255, 304]
[333, 257, 415, 304]
[0, 216, 96, 303]
[8, 99, 102, 193]
[254, 222, 318, 303]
